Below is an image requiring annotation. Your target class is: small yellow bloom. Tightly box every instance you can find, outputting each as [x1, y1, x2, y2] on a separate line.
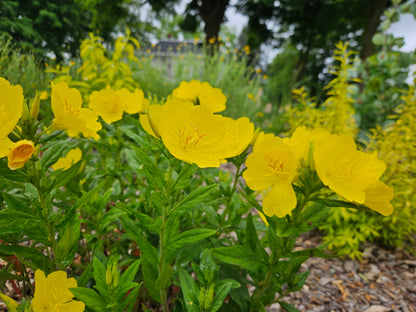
[243, 133, 298, 217]
[51, 147, 82, 170]
[314, 133, 386, 204]
[90, 87, 147, 124]
[222, 117, 254, 158]
[171, 80, 226, 113]
[90, 86, 124, 124]
[7, 140, 35, 170]
[0, 77, 23, 138]
[39, 91, 48, 100]
[51, 82, 102, 140]
[263, 75, 268, 80]
[31, 270, 85, 312]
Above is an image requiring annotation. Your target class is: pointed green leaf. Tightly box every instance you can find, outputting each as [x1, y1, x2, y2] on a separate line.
[211, 246, 268, 273]
[170, 229, 217, 251]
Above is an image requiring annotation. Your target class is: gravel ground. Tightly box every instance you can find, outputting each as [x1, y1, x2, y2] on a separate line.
[268, 232, 416, 312]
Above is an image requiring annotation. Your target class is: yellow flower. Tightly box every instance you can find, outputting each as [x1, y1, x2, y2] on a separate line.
[314, 133, 386, 204]
[171, 80, 226, 113]
[158, 99, 228, 168]
[118, 88, 147, 115]
[51, 82, 102, 140]
[90, 87, 147, 124]
[31, 270, 85, 312]
[7, 140, 35, 170]
[222, 116, 254, 158]
[243, 133, 298, 217]
[139, 104, 163, 138]
[0, 77, 23, 138]
[51, 147, 82, 170]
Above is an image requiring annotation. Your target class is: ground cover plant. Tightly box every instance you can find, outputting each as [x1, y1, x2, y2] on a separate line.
[0, 32, 401, 312]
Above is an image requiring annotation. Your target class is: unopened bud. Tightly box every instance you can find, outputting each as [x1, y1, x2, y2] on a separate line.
[30, 92, 41, 120]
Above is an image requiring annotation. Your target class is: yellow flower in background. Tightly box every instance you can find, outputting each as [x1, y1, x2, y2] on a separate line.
[90, 86, 124, 124]
[90, 86, 147, 124]
[314, 133, 386, 205]
[31, 270, 85, 312]
[0, 77, 23, 138]
[243, 133, 298, 217]
[7, 140, 35, 170]
[171, 80, 226, 113]
[52, 82, 102, 140]
[117, 87, 147, 115]
[51, 147, 82, 170]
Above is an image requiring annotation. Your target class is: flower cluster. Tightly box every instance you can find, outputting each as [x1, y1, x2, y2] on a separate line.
[244, 126, 394, 218]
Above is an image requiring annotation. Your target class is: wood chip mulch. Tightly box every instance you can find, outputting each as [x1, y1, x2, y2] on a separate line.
[268, 231, 416, 312]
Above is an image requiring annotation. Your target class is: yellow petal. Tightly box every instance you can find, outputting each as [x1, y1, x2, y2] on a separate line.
[263, 182, 297, 218]
[363, 181, 394, 216]
[0, 136, 14, 158]
[7, 140, 35, 170]
[0, 77, 23, 138]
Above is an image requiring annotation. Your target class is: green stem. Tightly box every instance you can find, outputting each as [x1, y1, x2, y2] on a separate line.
[159, 206, 168, 312]
[221, 163, 242, 225]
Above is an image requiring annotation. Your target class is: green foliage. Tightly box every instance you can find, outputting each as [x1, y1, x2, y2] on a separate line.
[0, 39, 50, 97]
[0, 0, 88, 60]
[284, 42, 358, 136]
[134, 42, 264, 120]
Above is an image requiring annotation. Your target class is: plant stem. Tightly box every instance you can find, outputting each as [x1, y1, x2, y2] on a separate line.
[221, 163, 242, 225]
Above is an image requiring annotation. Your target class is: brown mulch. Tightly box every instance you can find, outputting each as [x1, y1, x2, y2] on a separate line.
[267, 231, 416, 312]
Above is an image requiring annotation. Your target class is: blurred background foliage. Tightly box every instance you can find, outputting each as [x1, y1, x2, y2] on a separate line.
[0, 0, 416, 258]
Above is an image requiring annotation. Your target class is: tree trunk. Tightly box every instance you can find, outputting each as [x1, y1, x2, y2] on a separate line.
[199, 0, 230, 53]
[360, 0, 389, 60]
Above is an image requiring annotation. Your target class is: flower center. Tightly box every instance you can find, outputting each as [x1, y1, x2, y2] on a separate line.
[267, 157, 288, 178]
[64, 99, 80, 116]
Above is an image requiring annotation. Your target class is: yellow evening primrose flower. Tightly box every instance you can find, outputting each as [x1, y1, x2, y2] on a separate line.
[313, 133, 386, 204]
[89, 86, 124, 124]
[0, 77, 23, 138]
[117, 88, 148, 115]
[51, 147, 82, 170]
[243, 133, 298, 217]
[51, 81, 102, 140]
[158, 99, 229, 168]
[7, 139, 35, 170]
[171, 80, 226, 113]
[31, 270, 85, 312]
[222, 116, 254, 158]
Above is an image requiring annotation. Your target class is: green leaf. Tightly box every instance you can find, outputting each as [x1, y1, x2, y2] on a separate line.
[170, 229, 217, 251]
[0, 209, 47, 240]
[142, 258, 160, 302]
[172, 163, 197, 192]
[70, 287, 108, 312]
[50, 161, 82, 191]
[115, 202, 160, 232]
[0, 245, 49, 271]
[0, 168, 29, 183]
[210, 281, 233, 312]
[92, 257, 109, 298]
[119, 259, 141, 287]
[278, 301, 300, 312]
[310, 198, 360, 209]
[56, 217, 80, 267]
[125, 147, 165, 191]
[155, 264, 173, 291]
[179, 268, 199, 312]
[211, 246, 268, 273]
[121, 216, 159, 260]
[245, 213, 268, 262]
[174, 184, 217, 213]
[40, 140, 70, 169]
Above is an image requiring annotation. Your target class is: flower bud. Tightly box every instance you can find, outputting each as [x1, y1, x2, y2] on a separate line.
[8, 140, 35, 170]
[30, 92, 41, 120]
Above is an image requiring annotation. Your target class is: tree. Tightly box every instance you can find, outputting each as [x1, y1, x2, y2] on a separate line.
[237, 0, 390, 95]
[0, 0, 89, 61]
